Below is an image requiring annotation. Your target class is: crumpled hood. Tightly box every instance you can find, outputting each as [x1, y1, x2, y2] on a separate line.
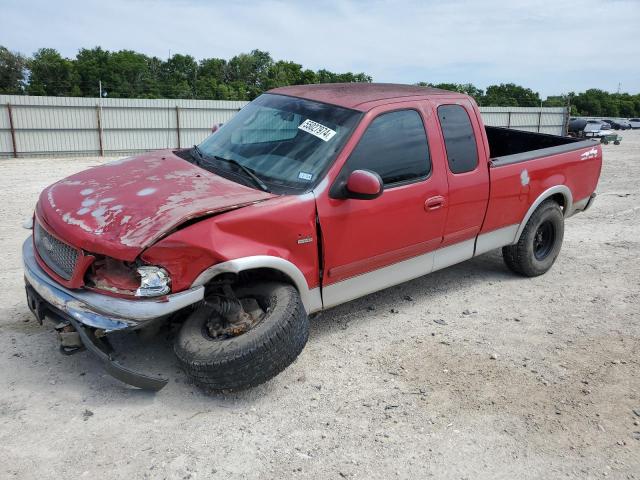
[36, 150, 275, 261]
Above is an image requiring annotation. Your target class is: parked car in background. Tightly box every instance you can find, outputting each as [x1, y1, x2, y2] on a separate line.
[583, 120, 613, 138]
[569, 118, 633, 136]
[568, 118, 587, 136]
[607, 118, 631, 130]
[569, 119, 609, 138]
[583, 120, 621, 144]
[629, 118, 640, 129]
[603, 119, 631, 130]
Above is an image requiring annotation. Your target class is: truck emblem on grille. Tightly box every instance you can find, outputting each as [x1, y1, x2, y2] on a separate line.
[42, 235, 54, 252]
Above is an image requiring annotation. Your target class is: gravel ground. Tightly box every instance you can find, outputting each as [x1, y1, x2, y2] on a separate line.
[1, 132, 639, 480]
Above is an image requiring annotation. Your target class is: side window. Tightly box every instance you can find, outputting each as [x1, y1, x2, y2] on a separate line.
[437, 104, 479, 174]
[346, 110, 430, 186]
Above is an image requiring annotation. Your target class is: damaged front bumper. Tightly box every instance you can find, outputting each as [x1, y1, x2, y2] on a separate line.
[22, 237, 205, 390]
[22, 237, 204, 331]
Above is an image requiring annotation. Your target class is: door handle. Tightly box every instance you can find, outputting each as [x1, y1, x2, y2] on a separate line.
[425, 196, 445, 211]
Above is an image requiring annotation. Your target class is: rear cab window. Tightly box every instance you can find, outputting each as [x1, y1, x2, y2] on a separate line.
[437, 104, 479, 174]
[344, 109, 431, 187]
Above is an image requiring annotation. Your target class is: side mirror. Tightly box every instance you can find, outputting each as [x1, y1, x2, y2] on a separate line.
[345, 170, 383, 200]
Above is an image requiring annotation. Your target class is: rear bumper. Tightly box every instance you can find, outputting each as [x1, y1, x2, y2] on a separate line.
[584, 192, 597, 211]
[568, 193, 597, 217]
[567, 192, 596, 218]
[22, 237, 204, 332]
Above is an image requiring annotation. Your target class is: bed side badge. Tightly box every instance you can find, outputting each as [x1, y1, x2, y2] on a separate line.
[520, 169, 530, 186]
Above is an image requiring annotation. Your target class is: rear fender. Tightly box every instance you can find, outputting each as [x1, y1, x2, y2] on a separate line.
[513, 185, 572, 243]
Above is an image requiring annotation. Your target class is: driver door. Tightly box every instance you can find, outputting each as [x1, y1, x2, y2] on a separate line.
[316, 103, 449, 308]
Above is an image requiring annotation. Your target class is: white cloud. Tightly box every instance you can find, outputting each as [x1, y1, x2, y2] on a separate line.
[1, 0, 639, 95]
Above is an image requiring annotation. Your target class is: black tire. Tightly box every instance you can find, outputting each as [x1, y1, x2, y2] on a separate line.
[502, 200, 564, 277]
[175, 282, 308, 391]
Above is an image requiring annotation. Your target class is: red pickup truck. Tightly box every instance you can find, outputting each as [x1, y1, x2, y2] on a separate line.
[23, 84, 602, 391]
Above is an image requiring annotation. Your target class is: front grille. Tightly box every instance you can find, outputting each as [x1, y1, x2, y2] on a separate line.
[34, 222, 79, 280]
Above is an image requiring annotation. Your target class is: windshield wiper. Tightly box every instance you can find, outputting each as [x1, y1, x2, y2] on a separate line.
[190, 148, 270, 193]
[190, 145, 205, 165]
[210, 155, 270, 193]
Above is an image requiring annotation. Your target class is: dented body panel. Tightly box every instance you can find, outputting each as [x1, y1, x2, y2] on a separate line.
[22, 84, 602, 390]
[37, 150, 274, 262]
[141, 193, 320, 293]
[26, 84, 603, 310]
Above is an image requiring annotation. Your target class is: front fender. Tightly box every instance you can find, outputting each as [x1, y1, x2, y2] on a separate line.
[141, 193, 321, 310]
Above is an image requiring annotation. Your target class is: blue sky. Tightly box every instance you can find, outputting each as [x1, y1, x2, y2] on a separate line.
[1, 0, 639, 96]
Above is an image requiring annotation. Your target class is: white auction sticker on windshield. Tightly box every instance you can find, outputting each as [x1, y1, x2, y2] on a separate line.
[298, 119, 337, 142]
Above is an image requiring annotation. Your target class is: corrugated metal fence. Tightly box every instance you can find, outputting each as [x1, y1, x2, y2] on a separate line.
[0, 95, 568, 158]
[0, 95, 246, 158]
[479, 106, 568, 135]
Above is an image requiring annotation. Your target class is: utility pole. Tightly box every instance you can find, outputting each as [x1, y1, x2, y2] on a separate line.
[97, 80, 105, 156]
[98, 80, 104, 123]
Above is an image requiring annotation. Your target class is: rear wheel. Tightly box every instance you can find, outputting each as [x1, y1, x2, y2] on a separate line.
[175, 281, 308, 391]
[502, 200, 564, 277]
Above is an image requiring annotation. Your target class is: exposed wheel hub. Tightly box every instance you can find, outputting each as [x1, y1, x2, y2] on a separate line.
[204, 294, 265, 340]
[533, 220, 555, 260]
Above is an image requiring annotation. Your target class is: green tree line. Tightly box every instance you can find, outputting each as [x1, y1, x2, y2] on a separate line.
[0, 46, 371, 100]
[420, 82, 640, 117]
[2, 46, 639, 117]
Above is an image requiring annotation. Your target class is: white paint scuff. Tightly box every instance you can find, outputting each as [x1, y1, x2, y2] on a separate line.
[137, 188, 157, 197]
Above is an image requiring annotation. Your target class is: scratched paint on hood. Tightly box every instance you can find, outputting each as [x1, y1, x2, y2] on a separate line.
[37, 150, 275, 261]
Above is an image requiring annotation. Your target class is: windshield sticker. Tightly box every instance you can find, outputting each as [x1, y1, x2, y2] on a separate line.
[298, 171, 314, 181]
[298, 119, 337, 142]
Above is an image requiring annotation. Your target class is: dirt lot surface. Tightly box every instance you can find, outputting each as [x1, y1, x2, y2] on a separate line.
[1, 132, 639, 480]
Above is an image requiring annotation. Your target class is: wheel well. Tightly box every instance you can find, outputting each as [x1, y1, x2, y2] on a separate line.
[548, 193, 567, 212]
[205, 268, 296, 290]
[237, 268, 295, 286]
[191, 256, 321, 314]
[514, 186, 572, 243]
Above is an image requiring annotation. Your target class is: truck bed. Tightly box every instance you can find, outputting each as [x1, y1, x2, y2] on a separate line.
[486, 126, 598, 166]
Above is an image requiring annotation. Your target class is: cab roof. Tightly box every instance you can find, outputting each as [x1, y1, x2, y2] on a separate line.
[268, 83, 466, 111]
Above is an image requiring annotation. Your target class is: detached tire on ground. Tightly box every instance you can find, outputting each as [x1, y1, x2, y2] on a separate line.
[175, 282, 309, 391]
[502, 199, 565, 277]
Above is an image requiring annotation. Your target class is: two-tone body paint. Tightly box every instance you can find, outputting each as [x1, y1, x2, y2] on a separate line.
[480, 144, 602, 233]
[309, 94, 601, 307]
[31, 86, 602, 317]
[313, 99, 448, 286]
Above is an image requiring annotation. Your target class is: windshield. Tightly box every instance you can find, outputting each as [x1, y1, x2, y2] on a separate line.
[196, 93, 362, 194]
